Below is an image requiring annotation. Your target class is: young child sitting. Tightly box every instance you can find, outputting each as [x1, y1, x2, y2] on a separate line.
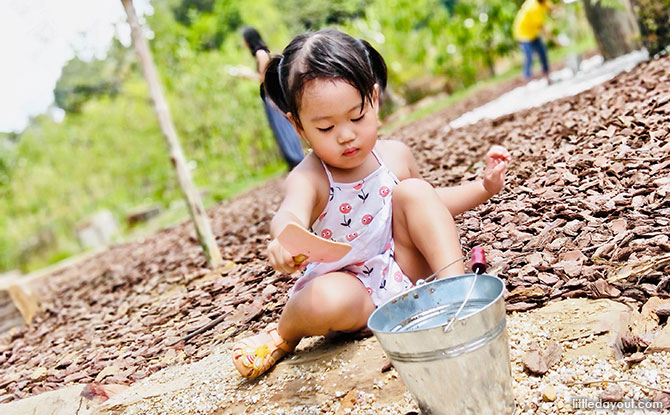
[233, 29, 511, 379]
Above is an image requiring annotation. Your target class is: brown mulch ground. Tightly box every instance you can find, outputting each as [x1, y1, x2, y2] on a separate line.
[1, 56, 669, 404]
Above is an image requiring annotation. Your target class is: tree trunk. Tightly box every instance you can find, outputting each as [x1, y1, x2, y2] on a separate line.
[581, 0, 642, 60]
[121, 0, 223, 268]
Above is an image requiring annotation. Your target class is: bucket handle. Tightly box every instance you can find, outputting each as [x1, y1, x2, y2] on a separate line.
[442, 247, 487, 333]
[414, 247, 488, 333]
[414, 247, 487, 286]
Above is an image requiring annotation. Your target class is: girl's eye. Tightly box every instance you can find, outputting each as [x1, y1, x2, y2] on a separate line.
[317, 126, 333, 132]
[352, 113, 365, 122]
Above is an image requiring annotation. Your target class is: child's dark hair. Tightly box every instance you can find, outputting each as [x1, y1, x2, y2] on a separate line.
[263, 29, 388, 129]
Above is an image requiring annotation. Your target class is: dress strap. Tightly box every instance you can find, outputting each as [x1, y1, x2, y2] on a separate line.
[371, 149, 383, 167]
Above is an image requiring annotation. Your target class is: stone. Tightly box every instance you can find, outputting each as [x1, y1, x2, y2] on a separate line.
[0, 385, 94, 415]
[646, 324, 670, 353]
[599, 384, 624, 402]
[543, 341, 563, 368]
[629, 297, 667, 338]
[542, 386, 557, 402]
[623, 352, 645, 365]
[656, 303, 670, 318]
[534, 298, 633, 360]
[126, 204, 161, 227]
[76, 210, 118, 249]
[523, 348, 547, 375]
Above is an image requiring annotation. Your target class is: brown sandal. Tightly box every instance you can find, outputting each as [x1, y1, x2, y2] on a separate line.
[232, 327, 294, 379]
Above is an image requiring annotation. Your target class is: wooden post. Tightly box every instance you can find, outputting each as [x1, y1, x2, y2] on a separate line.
[121, 0, 223, 268]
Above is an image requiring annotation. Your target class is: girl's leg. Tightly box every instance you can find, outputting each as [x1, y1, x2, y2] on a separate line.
[391, 178, 465, 282]
[278, 272, 375, 342]
[519, 42, 533, 79]
[233, 272, 374, 378]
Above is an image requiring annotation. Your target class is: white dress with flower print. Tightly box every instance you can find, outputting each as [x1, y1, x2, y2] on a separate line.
[290, 148, 414, 307]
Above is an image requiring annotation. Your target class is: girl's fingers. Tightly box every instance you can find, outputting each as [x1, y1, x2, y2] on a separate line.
[487, 146, 511, 161]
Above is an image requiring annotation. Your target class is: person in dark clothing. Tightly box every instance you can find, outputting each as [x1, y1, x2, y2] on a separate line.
[242, 27, 304, 169]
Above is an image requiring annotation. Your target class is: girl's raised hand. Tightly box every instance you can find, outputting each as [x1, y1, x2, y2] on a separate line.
[483, 145, 511, 195]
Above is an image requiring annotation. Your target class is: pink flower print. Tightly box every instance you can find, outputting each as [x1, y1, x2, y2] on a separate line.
[355, 261, 366, 267]
[384, 242, 392, 251]
[366, 287, 374, 296]
[382, 266, 389, 277]
[354, 182, 363, 190]
[339, 203, 352, 214]
[379, 186, 390, 197]
[318, 211, 327, 221]
[346, 232, 358, 242]
[321, 229, 332, 239]
[394, 271, 403, 282]
[361, 214, 373, 225]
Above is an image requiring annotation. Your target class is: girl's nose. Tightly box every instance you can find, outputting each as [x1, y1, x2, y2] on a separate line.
[338, 127, 356, 144]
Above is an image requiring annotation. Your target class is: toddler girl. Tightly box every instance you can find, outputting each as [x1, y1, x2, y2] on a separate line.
[233, 29, 510, 379]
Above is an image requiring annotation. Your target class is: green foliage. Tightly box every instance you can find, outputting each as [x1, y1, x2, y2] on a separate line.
[340, 0, 522, 98]
[54, 41, 133, 113]
[0, 137, 16, 195]
[173, 0, 216, 25]
[589, 0, 624, 10]
[169, 0, 243, 50]
[280, 0, 367, 29]
[632, 0, 670, 55]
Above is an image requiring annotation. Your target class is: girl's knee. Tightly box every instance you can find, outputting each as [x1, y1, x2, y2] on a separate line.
[393, 178, 436, 205]
[305, 274, 373, 324]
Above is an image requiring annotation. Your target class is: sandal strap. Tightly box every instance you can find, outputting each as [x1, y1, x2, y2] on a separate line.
[268, 327, 294, 353]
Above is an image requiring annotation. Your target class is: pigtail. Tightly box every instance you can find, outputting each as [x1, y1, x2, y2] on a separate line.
[263, 55, 290, 113]
[359, 39, 388, 93]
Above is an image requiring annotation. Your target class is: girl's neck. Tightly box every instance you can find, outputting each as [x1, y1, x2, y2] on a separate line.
[325, 150, 380, 183]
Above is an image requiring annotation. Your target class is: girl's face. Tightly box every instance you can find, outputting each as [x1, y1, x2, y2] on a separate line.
[290, 79, 379, 170]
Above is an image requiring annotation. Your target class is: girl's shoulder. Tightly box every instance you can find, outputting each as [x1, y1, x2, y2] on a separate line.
[285, 151, 331, 224]
[284, 151, 330, 200]
[376, 139, 415, 181]
[287, 151, 328, 185]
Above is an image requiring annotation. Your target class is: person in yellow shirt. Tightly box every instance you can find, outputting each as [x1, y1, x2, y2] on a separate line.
[513, 0, 552, 82]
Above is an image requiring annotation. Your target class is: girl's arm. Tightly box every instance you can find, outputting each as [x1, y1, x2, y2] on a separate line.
[267, 168, 319, 274]
[270, 170, 318, 238]
[435, 182, 495, 217]
[402, 143, 510, 216]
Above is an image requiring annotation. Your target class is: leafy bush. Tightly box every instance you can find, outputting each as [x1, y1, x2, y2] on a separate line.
[632, 0, 670, 55]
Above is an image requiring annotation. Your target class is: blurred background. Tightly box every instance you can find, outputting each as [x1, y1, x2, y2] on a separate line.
[0, 0, 660, 273]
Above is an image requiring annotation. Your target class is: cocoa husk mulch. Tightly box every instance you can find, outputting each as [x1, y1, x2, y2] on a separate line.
[1, 56, 669, 404]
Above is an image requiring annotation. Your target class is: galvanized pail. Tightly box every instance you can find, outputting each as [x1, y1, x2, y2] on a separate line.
[367, 274, 514, 415]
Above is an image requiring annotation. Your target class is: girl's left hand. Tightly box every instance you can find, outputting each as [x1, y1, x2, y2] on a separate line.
[483, 145, 511, 195]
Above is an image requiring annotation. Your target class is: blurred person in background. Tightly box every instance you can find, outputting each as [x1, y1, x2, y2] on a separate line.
[513, 0, 553, 83]
[242, 27, 304, 170]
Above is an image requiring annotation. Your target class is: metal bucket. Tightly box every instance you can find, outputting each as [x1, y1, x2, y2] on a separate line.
[367, 274, 514, 415]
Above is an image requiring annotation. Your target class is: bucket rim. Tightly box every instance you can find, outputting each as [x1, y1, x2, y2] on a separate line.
[367, 273, 505, 334]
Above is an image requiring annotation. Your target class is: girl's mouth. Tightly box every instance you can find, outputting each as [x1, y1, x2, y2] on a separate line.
[343, 148, 359, 157]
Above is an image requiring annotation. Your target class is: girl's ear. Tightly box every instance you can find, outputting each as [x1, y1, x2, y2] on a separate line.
[372, 84, 380, 115]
